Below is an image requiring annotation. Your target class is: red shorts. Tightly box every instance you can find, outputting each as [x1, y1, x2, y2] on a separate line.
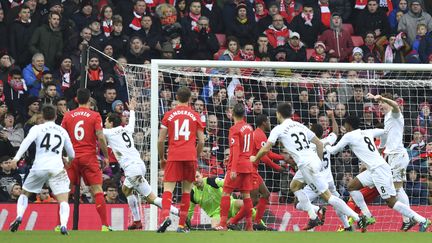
[223, 171, 253, 193]
[252, 171, 264, 190]
[164, 161, 197, 182]
[67, 155, 102, 186]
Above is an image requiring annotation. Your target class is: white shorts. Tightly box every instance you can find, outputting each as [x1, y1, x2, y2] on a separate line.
[293, 161, 329, 195]
[23, 169, 70, 195]
[122, 163, 152, 197]
[303, 180, 339, 202]
[357, 164, 396, 199]
[386, 151, 409, 183]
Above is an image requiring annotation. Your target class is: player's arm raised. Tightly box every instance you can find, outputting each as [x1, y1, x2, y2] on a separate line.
[327, 110, 339, 136]
[11, 126, 38, 169]
[367, 93, 400, 114]
[125, 97, 137, 133]
[325, 133, 350, 155]
[158, 126, 168, 167]
[311, 136, 323, 160]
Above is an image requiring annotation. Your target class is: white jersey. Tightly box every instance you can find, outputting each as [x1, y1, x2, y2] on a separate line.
[315, 133, 337, 176]
[326, 129, 385, 170]
[103, 111, 144, 171]
[268, 118, 319, 167]
[382, 111, 405, 154]
[13, 121, 74, 172]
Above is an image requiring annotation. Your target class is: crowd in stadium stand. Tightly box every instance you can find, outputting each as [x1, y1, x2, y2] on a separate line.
[0, 0, 432, 206]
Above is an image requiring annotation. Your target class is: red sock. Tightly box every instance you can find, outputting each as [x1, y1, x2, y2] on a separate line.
[244, 198, 253, 230]
[230, 204, 247, 225]
[161, 191, 173, 220]
[178, 193, 190, 227]
[254, 198, 268, 224]
[219, 196, 230, 227]
[94, 192, 108, 226]
[362, 187, 380, 203]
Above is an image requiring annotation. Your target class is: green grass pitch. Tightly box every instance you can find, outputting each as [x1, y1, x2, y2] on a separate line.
[1, 231, 431, 243]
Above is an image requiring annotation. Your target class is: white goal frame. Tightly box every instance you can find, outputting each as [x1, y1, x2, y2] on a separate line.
[147, 60, 432, 231]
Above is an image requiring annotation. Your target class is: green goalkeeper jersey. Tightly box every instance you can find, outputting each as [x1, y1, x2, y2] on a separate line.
[188, 177, 233, 220]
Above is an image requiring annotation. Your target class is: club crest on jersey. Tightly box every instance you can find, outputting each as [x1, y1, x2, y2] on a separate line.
[261, 141, 266, 147]
[231, 138, 235, 145]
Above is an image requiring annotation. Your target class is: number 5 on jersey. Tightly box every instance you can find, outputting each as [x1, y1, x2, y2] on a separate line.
[174, 119, 190, 141]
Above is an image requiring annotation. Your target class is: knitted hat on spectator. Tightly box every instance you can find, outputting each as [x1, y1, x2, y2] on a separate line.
[290, 32, 300, 39]
[0, 50, 8, 60]
[26, 96, 40, 108]
[236, 3, 247, 12]
[419, 102, 430, 111]
[331, 12, 341, 18]
[352, 47, 363, 56]
[314, 41, 326, 50]
[410, 0, 423, 7]
[255, 0, 265, 6]
[112, 100, 123, 111]
[49, 0, 62, 8]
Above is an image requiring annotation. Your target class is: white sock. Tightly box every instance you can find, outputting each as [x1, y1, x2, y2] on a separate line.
[296, 202, 319, 213]
[127, 195, 141, 221]
[393, 201, 426, 224]
[59, 202, 70, 227]
[396, 188, 410, 223]
[294, 190, 317, 219]
[350, 190, 372, 218]
[154, 197, 179, 216]
[335, 209, 351, 228]
[328, 195, 360, 221]
[17, 194, 28, 218]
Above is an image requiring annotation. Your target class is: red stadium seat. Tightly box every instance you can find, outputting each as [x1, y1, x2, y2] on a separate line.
[306, 48, 314, 60]
[215, 34, 226, 47]
[343, 23, 354, 35]
[351, 36, 364, 47]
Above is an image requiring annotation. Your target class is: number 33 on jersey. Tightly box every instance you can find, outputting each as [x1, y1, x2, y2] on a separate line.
[161, 105, 204, 161]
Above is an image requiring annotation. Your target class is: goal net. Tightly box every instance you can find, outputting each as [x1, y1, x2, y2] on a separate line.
[123, 60, 432, 232]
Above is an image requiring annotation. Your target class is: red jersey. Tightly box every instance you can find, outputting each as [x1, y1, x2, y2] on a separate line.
[253, 128, 284, 171]
[161, 105, 204, 161]
[61, 107, 102, 157]
[227, 120, 254, 173]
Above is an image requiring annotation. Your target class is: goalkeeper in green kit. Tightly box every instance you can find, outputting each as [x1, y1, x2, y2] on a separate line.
[188, 170, 265, 230]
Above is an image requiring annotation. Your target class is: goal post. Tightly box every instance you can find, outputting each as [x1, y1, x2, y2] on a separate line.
[124, 59, 432, 231]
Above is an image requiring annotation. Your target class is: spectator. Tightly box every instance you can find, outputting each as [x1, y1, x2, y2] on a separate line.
[97, 85, 117, 121]
[412, 23, 428, 54]
[333, 149, 359, 191]
[0, 101, 7, 119]
[156, 3, 182, 42]
[86, 55, 103, 96]
[219, 36, 240, 61]
[35, 187, 57, 203]
[201, 0, 224, 34]
[416, 102, 432, 136]
[125, 36, 150, 64]
[279, 0, 303, 24]
[5, 68, 27, 117]
[351, 47, 364, 63]
[7, 183, 21, 202]
[226, 3, 256, 47]
[347, 84, 366, 117]
[23, 53, 49, 97]
[398, 0, 432, 45]
[264, 14, 290, 48]
[334, 102, 347, 128]
[175, 0, 187, 20]
[290, 4, 326, 48]
[408, 127, 426, 158]
[319, 12, 353, 62]
[8, 5, 35, 68]
[360, 104, 379, 129]
[246, 99, 267, 126]
[360, 31, 382, 62]
[194, 98, 207, 126]
[100, 5, 114, 38]
[183, 16, 219, 60]
[207, 87, 228, 118]
[320, 0, 351, 24]
[5, 0, 39, 30]
[112, 100, 124, 116]
[254, 0, 268, 22]
[0, 8, 6, 52]
[284, 32, 307, 62]
[168, 32, 186, 59]
[355, 0, 391, 39]
[71, 0, 97, 32]
[405, 169, 428, 205]
[181, 0, 203, 33]
[54, 97, 67, 125]
[255, 34, 273, 59]
[88, 18, 106, 47]
[0, 156, 22, 202]
[133, 15, 162, 60]
[308, 41, 327, 62]
[222, 0, 254, 34]
[388, 0, 408, 33]
[112, 56, 129, 102]
[104, 182, 124, 204]
[376, 33, 410, 63]
[106, 15, 130, 58]
[39, 82, 58, 105]
[52, 56, 79, 100]
[256, 1, 283, 36]
[1, 112, 24, 151]
[324, 89, 338, 110]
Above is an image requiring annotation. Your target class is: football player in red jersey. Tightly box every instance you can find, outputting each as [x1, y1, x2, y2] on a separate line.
[157, 86, 205, 233]
[61, 88, 112, 231]
[216, 103, 255, 231]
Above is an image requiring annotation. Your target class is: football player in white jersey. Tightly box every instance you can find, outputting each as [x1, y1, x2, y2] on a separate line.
[9, 105, 75, 235]
[326, 115, 431, 232]
[295, 111, 351, 231]
[103, 98, 178, 230]
[366, 93, 414, 230]
[252, 103, 367, 231]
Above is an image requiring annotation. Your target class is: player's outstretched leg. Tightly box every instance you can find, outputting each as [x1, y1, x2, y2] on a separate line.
[253, 182, 271, 230]
[126, 195, 142, 230]
[10, 193, 30, 232]
[152, 195, 179, 216]
[57, 195, 70, 235]
[396, 187, 417, 231]
[157, 190, 173, 233]
[388, 197, 431, 232]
